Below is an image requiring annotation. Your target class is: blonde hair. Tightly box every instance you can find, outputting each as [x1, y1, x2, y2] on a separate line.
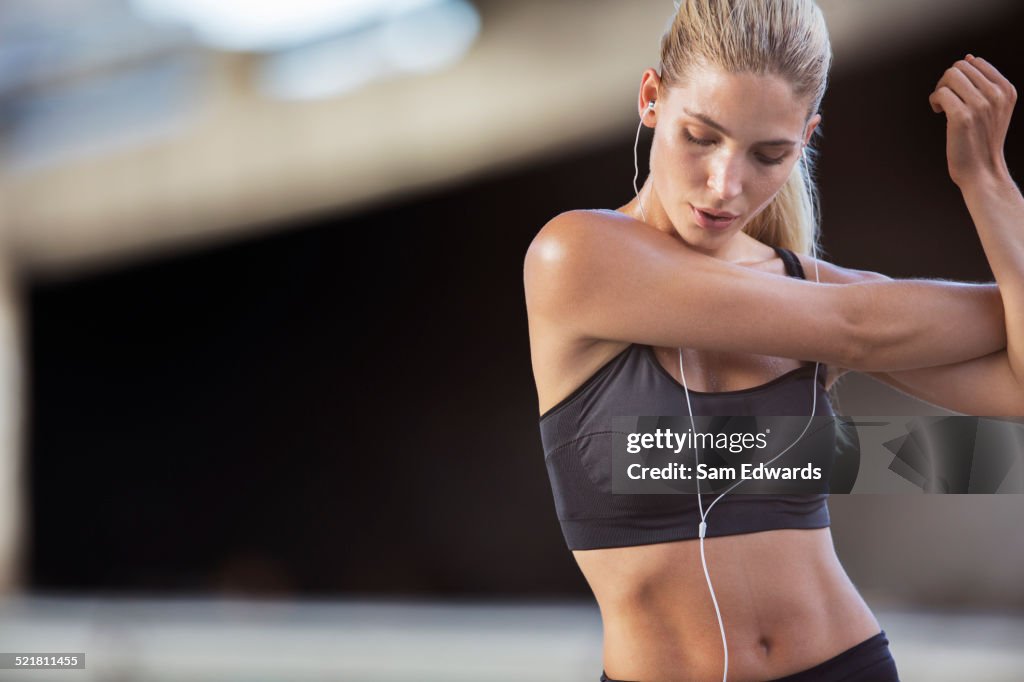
[659, 0, 832, 255]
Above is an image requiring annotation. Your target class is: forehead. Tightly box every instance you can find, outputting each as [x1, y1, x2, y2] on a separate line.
[663, 66, 810, 139]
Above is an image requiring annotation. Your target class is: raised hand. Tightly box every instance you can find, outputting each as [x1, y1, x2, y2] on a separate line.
[929, 55, 1017, 190]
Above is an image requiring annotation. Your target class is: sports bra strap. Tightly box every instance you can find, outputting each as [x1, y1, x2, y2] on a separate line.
[773, 246, 806, 280]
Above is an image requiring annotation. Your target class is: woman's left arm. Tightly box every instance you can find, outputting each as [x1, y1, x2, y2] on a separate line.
[809, 55, 1024, 416]
[919, 55, 1023, 414]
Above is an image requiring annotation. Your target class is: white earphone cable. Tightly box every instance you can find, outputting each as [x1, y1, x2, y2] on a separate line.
[634, 101, 655, 222]
[634, 114, 821, 682]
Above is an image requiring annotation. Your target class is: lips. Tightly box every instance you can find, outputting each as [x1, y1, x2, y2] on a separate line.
[691, 204, 738, 230]
[695, 207, 737, 219]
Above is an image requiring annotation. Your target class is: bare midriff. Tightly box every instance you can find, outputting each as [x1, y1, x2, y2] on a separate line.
[573, 527, 881, 682]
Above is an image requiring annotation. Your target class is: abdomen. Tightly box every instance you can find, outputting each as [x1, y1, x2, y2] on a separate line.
[575, 527, 881, 681]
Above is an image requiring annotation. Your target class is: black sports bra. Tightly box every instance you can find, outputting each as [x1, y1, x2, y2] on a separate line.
[538, 247, 835, 551]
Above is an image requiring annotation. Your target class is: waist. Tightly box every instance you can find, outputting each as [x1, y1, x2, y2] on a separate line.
[576, 527, 881, 681]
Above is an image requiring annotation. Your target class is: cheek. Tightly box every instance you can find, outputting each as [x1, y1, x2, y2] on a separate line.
[652, 134, 700, 174]
[745, 175, 789, 215]
[748, 175, 778, 200]
[652, 147, 704, 189]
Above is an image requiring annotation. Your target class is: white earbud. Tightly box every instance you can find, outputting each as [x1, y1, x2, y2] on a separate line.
[647, 100, 656, 111]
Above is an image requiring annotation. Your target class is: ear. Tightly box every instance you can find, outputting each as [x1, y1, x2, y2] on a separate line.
[803, 113, 822, 146]
[638, 68, 662, 127]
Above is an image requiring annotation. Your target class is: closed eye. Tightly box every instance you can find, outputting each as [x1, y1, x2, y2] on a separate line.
[684, 131, 715, 147]
[756, 153, 786, 166]
[686, 130, 790, 166]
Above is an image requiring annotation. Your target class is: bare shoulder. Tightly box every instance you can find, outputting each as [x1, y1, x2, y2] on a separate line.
[524, 208, 685, 321]
[525, 208, 625, 257]
[524, 210, 597, 297]
[524, 209, 643, 415]
[527, 207, 635, 248]
[525, 210, 593, 328]
[526, 209, 651, 286]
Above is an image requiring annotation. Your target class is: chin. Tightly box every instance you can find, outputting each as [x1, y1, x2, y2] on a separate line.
[686, 222, 732, 240]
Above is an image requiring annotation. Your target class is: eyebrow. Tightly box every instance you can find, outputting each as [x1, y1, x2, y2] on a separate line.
[682, 108, 798, 147]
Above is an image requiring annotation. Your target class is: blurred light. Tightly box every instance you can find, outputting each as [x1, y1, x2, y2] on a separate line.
[258, 0, 480, 101]
[259, 31, 383, 100]
[130, 0, 448, 52]
[383, 0, 479, 73]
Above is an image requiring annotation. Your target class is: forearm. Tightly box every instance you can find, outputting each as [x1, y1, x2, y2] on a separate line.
[928, 54, 1023, 385]
[845, 278, 1005, 371]
[960, 173, 1024, 383]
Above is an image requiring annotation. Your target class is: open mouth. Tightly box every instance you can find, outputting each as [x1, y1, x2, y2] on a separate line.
[692, 205, 738, 229]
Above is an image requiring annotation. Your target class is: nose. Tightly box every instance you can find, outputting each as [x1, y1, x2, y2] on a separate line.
[706, 152, 743, 202]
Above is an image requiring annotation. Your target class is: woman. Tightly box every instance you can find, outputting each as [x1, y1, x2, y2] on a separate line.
[524, 1, 1022, 680]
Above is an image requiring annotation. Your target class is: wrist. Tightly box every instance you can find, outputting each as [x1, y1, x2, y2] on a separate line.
[958, 164, 1020, 203]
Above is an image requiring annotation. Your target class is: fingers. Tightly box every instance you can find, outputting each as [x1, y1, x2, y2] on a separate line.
[930, 55, 1016, 186]
[967, 56, 1018, 103]
[940, 63, 988, 110]
[931, 55, 1017, 119]
[955, 59, 1003, 105]
[929, 86, 969, 120]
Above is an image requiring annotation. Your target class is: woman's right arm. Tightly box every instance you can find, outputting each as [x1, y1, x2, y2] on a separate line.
[523, 209, 1005, 372]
